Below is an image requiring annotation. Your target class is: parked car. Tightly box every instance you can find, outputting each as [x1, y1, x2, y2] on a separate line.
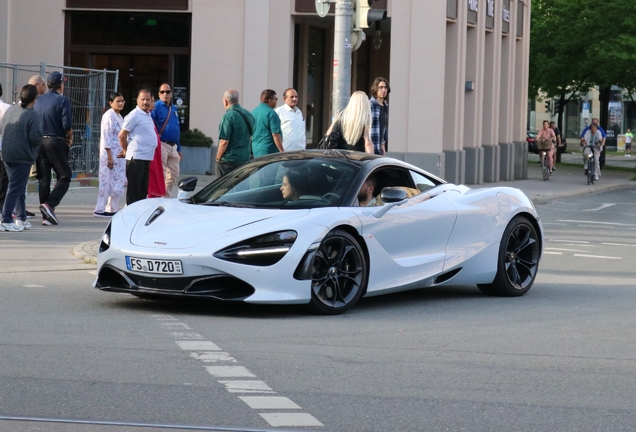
[527, 130, 538, 154]
[94, 150, 544, 315]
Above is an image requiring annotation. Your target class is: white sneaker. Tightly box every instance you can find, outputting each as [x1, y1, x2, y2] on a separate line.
[15, 220, 31, 230]
[595, 175, 599, 181]
[1, 222, 24, 232]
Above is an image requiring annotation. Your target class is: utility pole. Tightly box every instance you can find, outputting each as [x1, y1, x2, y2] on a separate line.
[332, 0, 354, 116]
[316, 0, 386, 118]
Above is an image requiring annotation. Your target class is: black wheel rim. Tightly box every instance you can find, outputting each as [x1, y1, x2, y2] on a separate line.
[311, 235, 364, 309]
[504, 223, 539, 290]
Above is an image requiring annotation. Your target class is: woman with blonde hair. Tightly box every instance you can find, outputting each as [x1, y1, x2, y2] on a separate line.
[325, 91, 373, 153]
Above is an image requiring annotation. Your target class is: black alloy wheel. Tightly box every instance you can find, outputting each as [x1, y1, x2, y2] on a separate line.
[309, 229, 368, 315]
[478, 216, 540, 297]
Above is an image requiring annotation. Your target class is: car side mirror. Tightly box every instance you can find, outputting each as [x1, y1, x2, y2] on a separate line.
[380, 187, 407, 203]
[178, 177, 198, 192]
[177, 177, 198, 200]
[372, 187, 408, 219]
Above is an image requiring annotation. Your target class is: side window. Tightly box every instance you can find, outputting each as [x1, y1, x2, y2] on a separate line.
[410, 170, 437, 192]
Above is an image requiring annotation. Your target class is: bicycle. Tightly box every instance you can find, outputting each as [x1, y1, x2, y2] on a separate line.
[537, 138, 552, 181]
[583, 143, 598, 185]
[540, 150, 550, 181]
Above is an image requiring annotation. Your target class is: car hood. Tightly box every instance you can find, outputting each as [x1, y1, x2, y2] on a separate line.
[128, 201, 310, 249]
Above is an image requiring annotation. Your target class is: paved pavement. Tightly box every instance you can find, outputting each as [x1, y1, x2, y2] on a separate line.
[72, 152, 635, 264]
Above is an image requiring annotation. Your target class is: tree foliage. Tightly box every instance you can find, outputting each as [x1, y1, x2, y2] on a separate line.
[530, 0, 636, 125]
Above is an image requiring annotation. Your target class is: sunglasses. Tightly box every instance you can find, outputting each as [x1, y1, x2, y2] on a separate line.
[159, 90, 172, 94]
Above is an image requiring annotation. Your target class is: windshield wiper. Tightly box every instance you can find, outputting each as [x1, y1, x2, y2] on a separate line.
[201, 201, 255, 208]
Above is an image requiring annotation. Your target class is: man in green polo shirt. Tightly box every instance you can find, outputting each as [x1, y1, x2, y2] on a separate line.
[251, 89, 283, 158]
[215, 89, 255, 177]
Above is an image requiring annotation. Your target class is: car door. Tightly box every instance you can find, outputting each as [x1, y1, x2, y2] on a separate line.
[353, 168, 458, 292]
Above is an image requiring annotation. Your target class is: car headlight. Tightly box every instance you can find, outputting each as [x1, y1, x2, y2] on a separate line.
[214, 230, 297, 266]
[99, 222, 111, 253]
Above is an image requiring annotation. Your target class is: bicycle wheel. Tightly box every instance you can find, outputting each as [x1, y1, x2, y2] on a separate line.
[542, 155, 550, 181]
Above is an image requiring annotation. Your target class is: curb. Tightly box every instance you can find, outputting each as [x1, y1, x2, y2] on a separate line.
[73, 241, 98, 265]
[530, 182, 631, 205]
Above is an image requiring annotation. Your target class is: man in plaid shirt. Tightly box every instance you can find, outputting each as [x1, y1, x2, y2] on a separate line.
[369, 77, 389, 155]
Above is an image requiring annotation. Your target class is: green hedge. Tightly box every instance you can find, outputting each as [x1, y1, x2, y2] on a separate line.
[181, 128, 213, 148]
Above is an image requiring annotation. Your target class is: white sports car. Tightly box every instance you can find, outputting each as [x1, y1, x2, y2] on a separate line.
[94, 150, 543, 314]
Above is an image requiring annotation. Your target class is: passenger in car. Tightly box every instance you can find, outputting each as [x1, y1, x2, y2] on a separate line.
[280, 171, 305, 201]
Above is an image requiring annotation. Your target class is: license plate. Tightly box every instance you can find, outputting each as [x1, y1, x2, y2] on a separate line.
[126, 256, 183, 274]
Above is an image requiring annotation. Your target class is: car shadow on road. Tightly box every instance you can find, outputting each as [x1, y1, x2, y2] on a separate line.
[95, 285, 506, 319]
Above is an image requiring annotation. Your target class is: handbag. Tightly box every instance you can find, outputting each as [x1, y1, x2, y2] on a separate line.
[326, 120, 347, 149]
[317, 134, 329, 149]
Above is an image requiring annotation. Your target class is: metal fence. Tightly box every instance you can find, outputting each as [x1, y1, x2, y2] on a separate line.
[0, 62, 119, 177]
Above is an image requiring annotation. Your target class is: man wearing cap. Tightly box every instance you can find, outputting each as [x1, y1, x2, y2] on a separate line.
[33, 71, 73, 226]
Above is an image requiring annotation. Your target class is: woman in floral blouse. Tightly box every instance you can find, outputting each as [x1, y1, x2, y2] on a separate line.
[94, 92, 126, 217]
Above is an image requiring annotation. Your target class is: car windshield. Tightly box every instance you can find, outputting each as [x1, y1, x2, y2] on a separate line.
[191, 157, 360, 208]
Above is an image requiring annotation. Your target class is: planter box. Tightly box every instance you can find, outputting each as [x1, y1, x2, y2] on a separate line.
[180, 146, 212, 175]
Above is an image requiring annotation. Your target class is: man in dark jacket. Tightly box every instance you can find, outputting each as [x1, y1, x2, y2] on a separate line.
[33, 71, 73, 226]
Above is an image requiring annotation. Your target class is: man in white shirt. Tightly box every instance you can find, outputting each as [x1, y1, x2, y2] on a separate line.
[275, 88, 306, 151]
[118, 89, 157, 205]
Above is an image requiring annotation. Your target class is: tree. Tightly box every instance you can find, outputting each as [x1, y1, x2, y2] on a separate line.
[529, 0, 595, 131]
[530, 0, 636, 134]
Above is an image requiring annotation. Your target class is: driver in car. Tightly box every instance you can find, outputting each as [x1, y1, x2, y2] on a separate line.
[357, 175, 378, 206]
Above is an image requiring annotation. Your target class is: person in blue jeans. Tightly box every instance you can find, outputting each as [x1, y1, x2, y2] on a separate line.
[0, 85, 42, 232]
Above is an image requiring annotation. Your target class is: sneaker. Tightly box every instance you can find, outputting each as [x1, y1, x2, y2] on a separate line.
[1, 222, 24, 232]
[41, 219, 53, 226]
[94, 211, 115, 218]
[39, 203, 59, 225]
[15, 220, 31, 230]
[595, 175, 599, 181]
[26, 210, 35, 219]
[552, 166, 556, 171]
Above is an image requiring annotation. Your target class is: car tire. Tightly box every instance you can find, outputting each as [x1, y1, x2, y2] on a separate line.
[308, 229, 368, 315]
[478, 216, 540, 297]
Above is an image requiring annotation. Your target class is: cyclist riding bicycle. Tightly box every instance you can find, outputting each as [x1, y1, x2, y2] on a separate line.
[581, 123, 603, 181]
[537, 120, 556, 176]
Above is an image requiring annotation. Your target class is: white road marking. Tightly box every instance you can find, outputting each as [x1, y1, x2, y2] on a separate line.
[602, 242, 636, 247]
[22, 284, 45, 288]
[260, 413, 324, 427]
[239, 396, 301, 410]
[557, 220, 636, 227]
[160, 322, 191, 330]
[219, 380, 275, 393]
[88, 270, 97, 276]
[170, 332, 205, 340]
[176, 340, 220, 351]
[190, 352, 237, 363]
[152, 314, 179, 321]
[545, 248, 588, 252]
[543, 252, 562, 255]
[582, 203, 616, 212]
[548, 239, 590, 244]
[205, 365, 256, 377]
[573, 254, 622, 260]
[155, 316, 323, 428]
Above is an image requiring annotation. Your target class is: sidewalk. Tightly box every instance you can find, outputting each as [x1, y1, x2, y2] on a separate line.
[73, 155, 635, 264]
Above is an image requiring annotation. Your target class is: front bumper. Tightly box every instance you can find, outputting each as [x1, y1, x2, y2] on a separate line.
[95, 264, 255, 300]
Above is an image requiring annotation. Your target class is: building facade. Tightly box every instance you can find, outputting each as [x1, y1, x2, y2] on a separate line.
[0, 0, 531, 183]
